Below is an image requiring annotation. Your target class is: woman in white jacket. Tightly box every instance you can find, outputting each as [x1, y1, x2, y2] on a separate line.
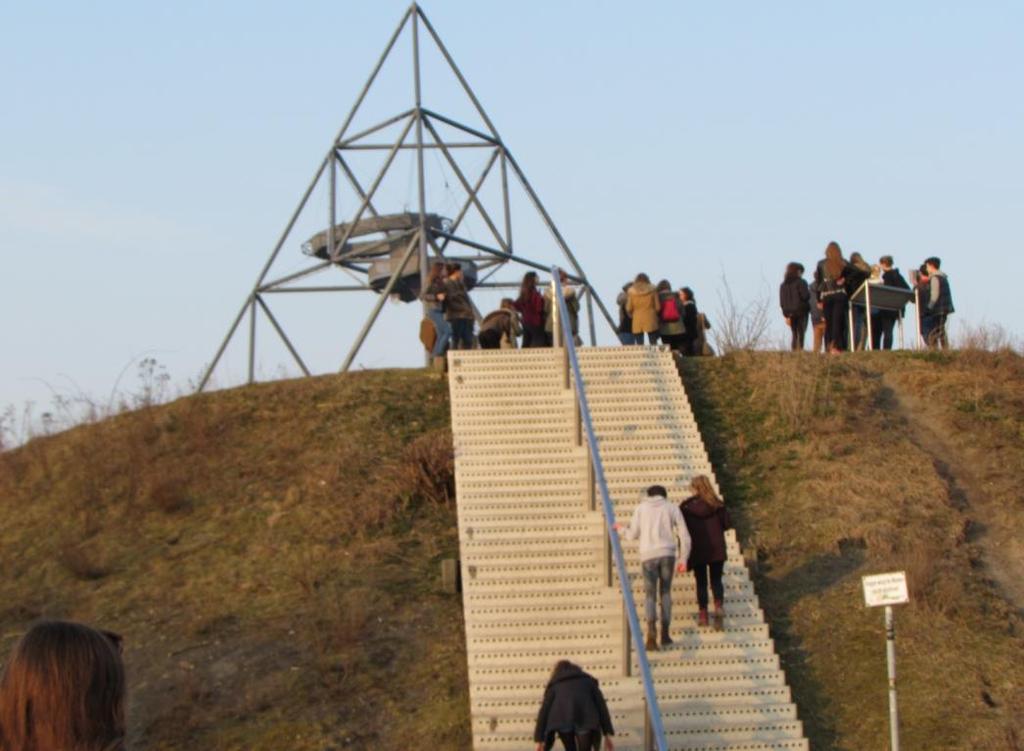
[617, 485, 691, 650]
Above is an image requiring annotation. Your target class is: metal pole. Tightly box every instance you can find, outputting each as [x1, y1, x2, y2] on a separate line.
[848, 304, 855, 352]
[886, 605, 900, 751]
[551, 277, 562, 349]
[622, 598, 632, 677]
[327, 152, 336, 260]
[585, 286, 597, 346]
[499, 149, 512, 251]
[340, 234, 421, 372]
[335, 154, 381, 219]
[255, 295, 312, 377]
[247, 296, 257, 384]
[866, 284, 874, 351]
[437, 148, 500, 254]
[914, 287, 922, 348]
[898, 315, 905, 350]
[412, 9, 430, 367]
[644, 698, 654, 751]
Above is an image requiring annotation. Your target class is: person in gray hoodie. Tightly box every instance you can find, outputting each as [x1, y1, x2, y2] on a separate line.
[924, 256, 954, 350]
[617, 485, 691, 650]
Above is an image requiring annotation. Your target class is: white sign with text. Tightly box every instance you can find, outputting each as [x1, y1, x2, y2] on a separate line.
[862, 572, 909, 607]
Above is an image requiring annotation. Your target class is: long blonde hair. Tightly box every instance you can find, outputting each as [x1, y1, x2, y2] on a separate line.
[690, 475, 723, 509]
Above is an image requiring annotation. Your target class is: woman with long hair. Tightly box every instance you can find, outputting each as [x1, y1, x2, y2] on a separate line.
[420, 261, 451, 367]
[656, 279, 684, 351]
[680, 475, 732, 630]
[0, 620, 126, 751]
[514, 271, 546, 347]
[846, 252, 872, 350]
[534, 660, 615, 751]
[678, 287, 700, 356]
[625, 273, 659, 345]
[814, 241, 851, 353]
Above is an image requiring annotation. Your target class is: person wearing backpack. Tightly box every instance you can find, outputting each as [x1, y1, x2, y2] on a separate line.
[779, 262, 811, 351]
[657, 280, 685, 351]
[814, 241, 852, 354]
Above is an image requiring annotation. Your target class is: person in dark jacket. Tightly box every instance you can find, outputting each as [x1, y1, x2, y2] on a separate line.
[814, 241, 852, 353]
[924, 256, 954, 350]
[534, 660, 615, 751]
[444, 263, 475, 350]
[420, 261, 451, 368]
[614, 282, 633, 345]
[871, 255, 911, 350]
[846, 252, 872, 350]
[514, 271, 546, 348]
[915, 264, 936, 346]
[678, 287, 700, 356]
[657, 280, 685, 351]
[680, 475, 732, 631]
[779, 262, 811, 351]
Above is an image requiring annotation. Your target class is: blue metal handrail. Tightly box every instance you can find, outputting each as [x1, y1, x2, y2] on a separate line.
[550, 266, 668, 751]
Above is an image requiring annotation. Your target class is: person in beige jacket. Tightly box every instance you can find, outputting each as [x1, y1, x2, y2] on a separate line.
[625, 273, 660, 345]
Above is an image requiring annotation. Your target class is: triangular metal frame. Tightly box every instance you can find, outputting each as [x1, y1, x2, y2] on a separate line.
[198, 3, 617, 391]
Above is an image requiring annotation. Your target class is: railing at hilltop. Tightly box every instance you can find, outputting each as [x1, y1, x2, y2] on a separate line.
[551, 266, 668, 751]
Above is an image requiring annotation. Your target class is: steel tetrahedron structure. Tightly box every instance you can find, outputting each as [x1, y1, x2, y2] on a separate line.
[198, 2, 615, 391]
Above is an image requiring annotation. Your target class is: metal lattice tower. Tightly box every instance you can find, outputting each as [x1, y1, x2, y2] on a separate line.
[198, 3, 616, 390]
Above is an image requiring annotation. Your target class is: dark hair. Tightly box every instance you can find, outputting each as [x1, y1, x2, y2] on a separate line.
[925, 256, 941, 269]
[879, 255, 894, 267]
[446, 263, 462, 277]
[0, 621, 126, 751]
[680, 287, 694, 303]
[646, 484, 667, 498]
[656, 279, 671, 292]
[919, 263, 929, 276]
[784, 262, 803, 281]
[428, 261, 446, 284]
[634, 273, 650, 285]
[518, 271, 538, 300]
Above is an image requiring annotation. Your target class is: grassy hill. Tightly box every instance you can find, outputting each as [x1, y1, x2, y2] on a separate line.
[0, 370, 469, 750]
[1, 351, 1022, 750]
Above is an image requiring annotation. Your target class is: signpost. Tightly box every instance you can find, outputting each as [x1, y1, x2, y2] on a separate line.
[863, 572, 910, 751]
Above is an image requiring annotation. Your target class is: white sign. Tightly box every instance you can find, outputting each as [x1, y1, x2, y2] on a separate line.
[862, 572, 909, 607]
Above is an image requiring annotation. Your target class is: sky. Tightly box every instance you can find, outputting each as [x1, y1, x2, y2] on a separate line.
[2, 1, 1022, 427]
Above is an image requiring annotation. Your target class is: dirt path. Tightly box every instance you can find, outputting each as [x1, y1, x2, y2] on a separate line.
[881, 373, 1024, 614]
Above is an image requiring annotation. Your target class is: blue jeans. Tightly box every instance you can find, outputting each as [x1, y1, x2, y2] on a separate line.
[427, 309, 450, 357]
[641, 556, 675, 625]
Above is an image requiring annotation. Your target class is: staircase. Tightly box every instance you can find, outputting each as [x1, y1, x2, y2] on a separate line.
[448, 345, 808, 751]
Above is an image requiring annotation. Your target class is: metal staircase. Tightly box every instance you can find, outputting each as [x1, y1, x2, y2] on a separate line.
[448, 277, 808, 751]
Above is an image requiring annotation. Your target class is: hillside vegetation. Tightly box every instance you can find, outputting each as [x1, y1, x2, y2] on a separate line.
[0, 371, 469, 750]
[682, 349, 1024, 750]
[2, 352, 1022, 750]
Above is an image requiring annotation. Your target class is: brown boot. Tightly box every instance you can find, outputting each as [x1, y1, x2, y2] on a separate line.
[660, 620, 674, 647]
[645, 620, 659, 651]
[697, 608, 709, 627]
[713, 600, 725, 632]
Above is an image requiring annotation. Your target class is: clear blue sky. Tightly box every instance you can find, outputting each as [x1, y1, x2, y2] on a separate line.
[2, 1, 1021, 419]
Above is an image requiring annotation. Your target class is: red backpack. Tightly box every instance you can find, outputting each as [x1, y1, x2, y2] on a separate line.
[661, 296, 680, 322]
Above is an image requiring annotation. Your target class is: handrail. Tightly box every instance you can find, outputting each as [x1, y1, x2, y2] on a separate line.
[550, 266, 669, 751]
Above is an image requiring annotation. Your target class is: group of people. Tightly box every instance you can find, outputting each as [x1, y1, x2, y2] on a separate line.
[615, 274, 711, 356]
[420, 266, 582, 369]
[779, 242, 955, 353]
[534, 475, 731, 751]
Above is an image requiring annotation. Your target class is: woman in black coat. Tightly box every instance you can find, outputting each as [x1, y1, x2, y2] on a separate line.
[680, 475, 732, 631]
[534, 660, 615, 751]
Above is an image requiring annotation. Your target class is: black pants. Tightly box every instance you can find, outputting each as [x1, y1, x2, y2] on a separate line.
[788, 313, 808, 351]
[872, 312, 897, 350]
[522, 323, 546, 348]
[692, 561, 725, 609]
[545, 730, 601, 751]
[927, 313, 949, 350]
[822, 294, 848, 351]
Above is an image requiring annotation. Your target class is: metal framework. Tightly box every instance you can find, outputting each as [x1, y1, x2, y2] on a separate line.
[198, 3, 616, 390]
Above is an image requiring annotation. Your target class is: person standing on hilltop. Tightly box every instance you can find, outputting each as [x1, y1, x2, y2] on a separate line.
[615, 282, 633, 345]
[872, 255, 910, 350]
[420, 261, 451, 369]
[544, 269, 580, 346]
[779, 262, 811, 351]
[846, 252, 872, 351]
[533, 660, 615, 751]
[657, 279, 685, 351]
[924, 256, 954, 350]
[680, 475, 732, 630]
[678, 287, 702, 356]
[514, 271, 546, 348]
[617, 485, 691, 650]
[814, 241, 852, 354]
[625, 273, 659, 345]
[444, 263, 475, 350]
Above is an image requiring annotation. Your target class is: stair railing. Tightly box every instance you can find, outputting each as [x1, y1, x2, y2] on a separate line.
[550, 267, 669, 751]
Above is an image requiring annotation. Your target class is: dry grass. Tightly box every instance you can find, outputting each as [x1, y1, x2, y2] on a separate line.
[682, 350, 1024, 750]
[0, 369, 469, 750]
